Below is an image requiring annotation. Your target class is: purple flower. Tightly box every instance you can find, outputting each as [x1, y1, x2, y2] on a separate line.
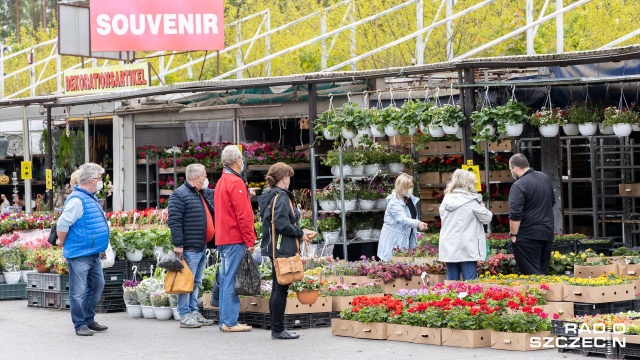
[257, 156, 264, 161]
[195, 146, 202, 151]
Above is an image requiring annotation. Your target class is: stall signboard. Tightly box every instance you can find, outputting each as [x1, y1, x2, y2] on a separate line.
[64, 63, 151, 95]
[461, 160, 481, 192]
[90, 0, 224, 51]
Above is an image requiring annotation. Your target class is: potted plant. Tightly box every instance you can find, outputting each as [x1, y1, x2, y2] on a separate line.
[566, 102, 601, 136]
[488, 310, 551, 351]
[341, 182, 359, 211]
[335, 103, 359, 139]
[136, 277, 163, 319]
[436, 104, 466, 135]
[363, 144, 385, 176]
[530, 108, 565, 137]
[603, 106, 638, 137]
[316, 183, 338, 211]
[27, 247, 54, 273]
[290, 275, 323, 304]
[425, 106, 446, 138]
[342, 147, 367, 176]
[0, 248, 23, 284]
[369, 108, 386, 137]
[470, 107, 499, 152]
[123, 230, 149, 262]
[321, 282, 382, 312]
[357, 184, 379, 210]
[494, 100, 529, 137]
[318, 214, 342, 244]
[323, 148, 353, 177]
[399, 99, 427, 135]
[379, 106, 403, 136]
[150, 290, 173, 320]
[123, 279, 142, 318]
[314, 110, 340, 140]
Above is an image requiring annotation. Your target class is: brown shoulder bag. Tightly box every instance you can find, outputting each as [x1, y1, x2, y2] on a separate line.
[271, 192, 304, 286]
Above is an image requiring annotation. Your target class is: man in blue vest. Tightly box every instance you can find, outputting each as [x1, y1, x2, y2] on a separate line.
[57, 163, 110, 336]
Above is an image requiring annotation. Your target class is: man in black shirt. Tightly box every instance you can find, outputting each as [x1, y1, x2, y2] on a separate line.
[508, 154, 556, 275]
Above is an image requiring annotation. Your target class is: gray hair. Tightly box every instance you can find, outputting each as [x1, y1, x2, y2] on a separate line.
[185, 163, 205, 181]
[77, 163, 104, 185]
[221, 145, 242, 166]
[444, 169, 478, 194]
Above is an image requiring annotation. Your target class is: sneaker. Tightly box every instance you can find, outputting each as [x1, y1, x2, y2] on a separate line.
[220, 324, 252, 332]
[180, 313, 203, 328]
[75, 326, 95, 336]
[192, 311, 214, 326]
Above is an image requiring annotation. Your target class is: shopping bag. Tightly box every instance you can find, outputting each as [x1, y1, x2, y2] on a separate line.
[211, 266, 220, 307]
[158, 251, 184, 271]
[233, 250, 260, 296]
[164, 260, 194, 294]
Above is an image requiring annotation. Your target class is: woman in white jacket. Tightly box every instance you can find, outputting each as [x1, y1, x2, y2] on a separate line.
[377, 173, 429, 261]
[439, 169, 493, 280]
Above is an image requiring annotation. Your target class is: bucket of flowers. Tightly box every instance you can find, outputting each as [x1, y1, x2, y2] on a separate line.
[289, 275, 323, 305]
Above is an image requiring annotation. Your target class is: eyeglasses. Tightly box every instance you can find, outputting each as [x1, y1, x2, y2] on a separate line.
[91, 177, 102, 182]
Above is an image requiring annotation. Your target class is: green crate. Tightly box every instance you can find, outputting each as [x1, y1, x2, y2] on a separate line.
[0, 283, 28, 300]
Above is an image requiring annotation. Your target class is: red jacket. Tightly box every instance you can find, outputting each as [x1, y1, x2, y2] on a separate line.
[214, 169, 256, 247]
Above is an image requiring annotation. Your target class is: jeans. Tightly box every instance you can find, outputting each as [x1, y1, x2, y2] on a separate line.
[446, 261, 478, 281]
[178, 250, 207, 317]
[269, 258, 289, 334]
[218, 244, 246, 328]
[67, 254, 105, 331]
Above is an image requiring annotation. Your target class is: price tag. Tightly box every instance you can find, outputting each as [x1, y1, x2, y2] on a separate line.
[461, 161, 481, 192]
[21, 161, 32, 180]
[46, 169, 53, 189]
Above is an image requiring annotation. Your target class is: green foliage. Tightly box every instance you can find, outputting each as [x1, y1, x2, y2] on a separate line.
[488, 311, 551, 333]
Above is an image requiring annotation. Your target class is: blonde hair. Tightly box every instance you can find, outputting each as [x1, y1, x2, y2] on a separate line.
[444, 169, 477, 194]
[69, 170, 80, 188]
[394, 173, 414, 199]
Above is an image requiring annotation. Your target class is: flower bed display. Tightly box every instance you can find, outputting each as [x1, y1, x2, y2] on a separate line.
[0, 212, 57, 236]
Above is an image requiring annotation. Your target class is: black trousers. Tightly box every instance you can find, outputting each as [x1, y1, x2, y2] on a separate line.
[512, 237, 553, 275]
[269, 259, 289, 334]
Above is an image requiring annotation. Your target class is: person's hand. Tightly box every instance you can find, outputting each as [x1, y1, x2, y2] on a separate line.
[301, 234, 311, 245]
[249, 189, 257, 196]
[510, 235, 517, 243]
[173, 247, 183, 257]
[247, 246, 255, 254]
[418, 222, 428, 231]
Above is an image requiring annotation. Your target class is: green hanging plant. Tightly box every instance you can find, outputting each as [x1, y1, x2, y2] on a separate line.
[58, 131, 71, 170]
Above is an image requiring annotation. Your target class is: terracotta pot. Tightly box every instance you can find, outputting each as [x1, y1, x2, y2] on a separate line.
[296, 290, 319, 305]
[36, 264, 51, 273]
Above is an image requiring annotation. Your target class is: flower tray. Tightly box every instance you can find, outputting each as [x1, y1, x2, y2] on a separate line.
[574, 264, 618, 278]
[572, 300, 634, 316]
[309, 312, 332, 328]
[563, 283, 635, 303]
[412, 327, 442, 346]
[618, 342, 640, 359]
[331, 294, 384, 312]
[441, 328, 491, 348]
[490, 331, 552, 351]
[534, 301, 574, 320]
[538, 282, 564, 302]
[0, 282, 27, 300]
[379, 277, 426, 294]
[243, 311, 311, 330]
[613, 333, 640, 345]
[386, 324, 417, 343]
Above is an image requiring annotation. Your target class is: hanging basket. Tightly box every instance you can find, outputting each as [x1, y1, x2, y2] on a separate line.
[428, 125, 445, 138]
[562, 124, 579, 136]
[323, 128, 337, 140]
[504, 123, 523, 137]
[370, 125, 385, 137]
[296, 290, 319, 305]
[341, 128, 356, 139]
[578, 123, 598, 136]
[442, 124, 460, 135]
[538, 124, 559, 137]
[385, 126, 400, 136]
[613, 123, 633, 137]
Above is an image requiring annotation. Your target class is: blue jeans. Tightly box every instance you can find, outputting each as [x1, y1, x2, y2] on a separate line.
[67, 254, 105, 331]
[178, 250, 207, 317]
[446, 261, 478, 281]
[218, 244, 246, 328]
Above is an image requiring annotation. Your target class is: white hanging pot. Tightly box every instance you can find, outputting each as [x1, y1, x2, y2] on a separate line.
[125, 249, 144, 262]
[483, 125, 496, 136]
[363, 164, 381, 176]
[599, 124, 614, 134]
[388, 163, 405, 174]
[331, 165, 353, 176]
[419, 123, 429, 133]
[357, 127, 372, 137]
[341, 128, 356, 139]
[538, 124, 560, 137]
[323, 128, 337, 140]
[407, 127, 418, 136]
[578, 123, 598, 136]
[505, 123, 524, 137]
[562, 124, 580, 136]
[385, 125, 400, 136]
[370, 125, 385, 137]
[442, 124, 460, 135]
[126, 304, 143, 318]
[358, 200, 377, 210]
[342, 200, 357, 212]
[429, 125, 445, 138]
[318, 200, 337, 211]
[633, 124, 640, 132]
[153, 306, 174, 321]
[153, 246, 167, 260]
[322, 231, 341, 244]
[613, 123, 633, 137]
[350, 165, 364, 176]
[455, 128, 463, 140]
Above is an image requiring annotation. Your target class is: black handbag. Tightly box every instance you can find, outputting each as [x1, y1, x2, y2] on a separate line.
[47, 223, 58, 247]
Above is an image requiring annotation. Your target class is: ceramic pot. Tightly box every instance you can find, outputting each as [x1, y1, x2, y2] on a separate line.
[126, 304, 143, 318]
[296, 290, 319, 305]
[505, 123, 524, 137]
[578, 123, 598, 136]
[562, 124, 579, 136]
[538, 124, 559, 137]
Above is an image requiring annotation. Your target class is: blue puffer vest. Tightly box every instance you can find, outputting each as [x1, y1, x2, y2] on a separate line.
[63, 187, 110, 259]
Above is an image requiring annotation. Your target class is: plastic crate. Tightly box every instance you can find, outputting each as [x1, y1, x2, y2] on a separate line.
[330, 311, 341, 319]
[260, 313, 310, 330]
[41, 274, 69, 292]
[103, 271, 125, 286]
[309, 312, 332, 328]
[574, 302, 611, 316]
[619, 342, 640, 359]
[582, 338, 617, 359]
[202, 309, 219, 322]
[635, 298, 640, 312]
[101, 285, 124, 298]
[106, 260, 128, 274]
[27, 273, 43, 290]
[43, 291, 61, 309]
[556, 336, 582, 354]
[59, 292, 70, 310]
[27, 290, 44, 307]
[551, 320, 581, 337]
[610, 300, 635, 314]
[244, 312, 265, 327]
[0, 282, 28, 300]
[127, 260, 156, 279]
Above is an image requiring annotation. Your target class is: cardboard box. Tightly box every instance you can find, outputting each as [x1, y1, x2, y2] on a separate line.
[331, 319, 360, 337]
[536, 301, 574, 320]
[331, 293, 384, 312]
[388, 135, 413, 147]
[420, 187, 445, 200]
[563, 283, 635, 303]
[441, 328, 491, 348]
[617, 262, 640, 276]
[490, 331, 552, 351]
[574, 264, 618, 278]
[413, 257, 438, 265]
[489, 201, 509, 213]
[286, 296, 331, 314]
[441, 172, 454, 184]
[423, 203, 441, 215]
[341, 276, 372, 285]
[202, 293, 217, 310]
[478, 140, 512, 152]
[412, 327, 442, 345]
[419, 172, 441, 184]
[244, 296, 270, 313]
[380, 277, 426, 294]
[386, 324, 416, 343]
[427, 274, 448, 286]
[418, 143, 439, 155]
[613, 333, 640, 345]
[619, 183, 640, 196]
[356, 322, 388, 340]
[324, 275, 342, 284]
[438, 141, 462, 153]
[538, 282, 564, 302]
[391, 256, 414, 263]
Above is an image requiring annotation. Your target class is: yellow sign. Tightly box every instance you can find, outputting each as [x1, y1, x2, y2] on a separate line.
[462, 160, 481, 192]
[64, 62, 151, 95]
[46, 169, 52, 189]
[21, 161, 32, 180]
[237, 144, 243, 153]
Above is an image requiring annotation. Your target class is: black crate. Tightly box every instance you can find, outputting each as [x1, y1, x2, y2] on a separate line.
[101, 284, 124, 298]
[202, 309, 220, 323]
[634, 298, 640, 312]
[552, 320, 582, 337]
[103, 271, 126, 286]
[582, 338, 617, 359]
[106, 260, 127, 274]
[244, 312, 265, 327]
[96, 285, 125, 313]
[574, 302, 612, 316]
[309, 312, 332, 328]
[27, 290, 44, 307]
[126, 260, 156, 279]
[556, 336, 583, 354]
[43, 291, 61, 309]
[577, 237, 614, 255]
[610, 300, 635, 314]
[0, 282, 27, 300]
[330, 311, 341, 319]
[619, 342, 640, 359]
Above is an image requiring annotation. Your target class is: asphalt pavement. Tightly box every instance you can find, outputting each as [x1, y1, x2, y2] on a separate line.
[0, 300, 585, 360]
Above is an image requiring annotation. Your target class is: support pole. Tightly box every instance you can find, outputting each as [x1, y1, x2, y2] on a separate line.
[265, 10, 271, 77]
[526, 0, 535, 55]
[23, 106, 31, 214]
[461, 69, 476, 162]
[84, 117, 90, 163]
[321, 11, 327, 69]
[416, 0, 424, 65]
[309, 83, 318, 229]
[47, 107, 53, 211]
[446, 0, 453, 60]
[349, 1, 356, 71]
[556, 0, 564, 53]
[0, 43, 4, 98]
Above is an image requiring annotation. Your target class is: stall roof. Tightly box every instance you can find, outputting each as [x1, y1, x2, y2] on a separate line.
[1, 45, 640, 109]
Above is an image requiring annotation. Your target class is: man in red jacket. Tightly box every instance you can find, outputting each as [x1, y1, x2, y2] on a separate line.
[215, 144, 256, 332]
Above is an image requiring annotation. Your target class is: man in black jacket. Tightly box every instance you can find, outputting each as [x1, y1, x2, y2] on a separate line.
[168, 163, 215, 328]
[508, 154, 556, 275]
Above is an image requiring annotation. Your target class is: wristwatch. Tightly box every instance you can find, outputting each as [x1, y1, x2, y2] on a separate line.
[509, 232, 517, 237]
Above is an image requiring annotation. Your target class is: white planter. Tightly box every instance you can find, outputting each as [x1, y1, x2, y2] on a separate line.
[483, 125, 496, 136]
[376, 199, 388, 208]
[599, 124, 614, 134]
[419, 123, 429, 133]
[388, 163, 405, 174]
[428, 125, 445, 138]
[350, 165, 364, 176]
[358, 200, 377, 210]
[538, 124, 559, 137]
[126, 250, 144, 262]
[141, 305, 156, 319]
[0, 274, 4, 283]
[354, 229, 373, 239]
[385, 126, 400, 136]
[343, 200, 357, 212]
[358, 127, 372, 137]
[126, 304, 143, 318]
[579, 122, 598, 136]
[322, 231, 341, 244]
[442, 124, 460, 135]
[370, 125, 385, 137]
[3, 271, 20, 285]
[153, 306, 174, 321]
[153, 246, 166, 260]
[318, 200, 337, 211]
[21, 270, 36, 283]
[505, 123, 524, 137]
[363, 164, 382, 176]
[341, 128, 356, 139]
[633, 124, 640, 132]
[613, 123, 633, 137]
[455, 127, 463, 140]
[562, 123, 580, 136]
[371, 229, 382, 239]
[323, 128, 337, 140]
[331, 165, 353, 177]
[172, 307, 180, 321]
[407, 127, 417, 136]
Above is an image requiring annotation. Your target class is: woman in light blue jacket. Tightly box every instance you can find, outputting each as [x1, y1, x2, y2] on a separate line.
[377, 173, 429, 261]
